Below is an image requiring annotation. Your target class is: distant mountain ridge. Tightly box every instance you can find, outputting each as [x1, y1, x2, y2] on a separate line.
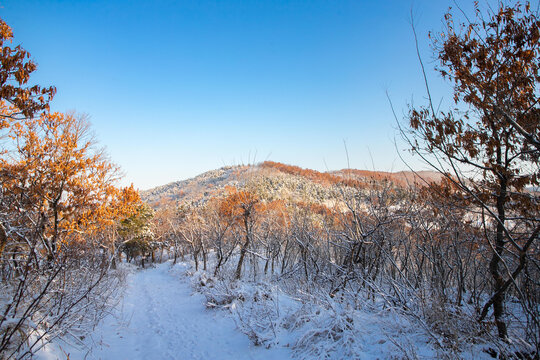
[141, 161, 442, 207]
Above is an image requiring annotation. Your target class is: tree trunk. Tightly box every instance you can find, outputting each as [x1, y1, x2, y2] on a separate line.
[193, 250, 199, 271]
[235, 236, 249, 280]
[214, 248, 223, 276]
[202, 246, 207, 271]
[235, 217, 251, 280]
[0, 223, 6, 259]
[489, 173, 508, 339]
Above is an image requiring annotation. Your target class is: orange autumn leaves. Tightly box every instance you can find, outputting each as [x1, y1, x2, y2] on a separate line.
[1, 104, 141, 250]
[0, 19, 55, 120]
[261, 161, 368, 188]
[218, 186, 260, 221]
[218, 186, 290, 224]
[217, 186, 342, 230]
[0, 18, 140, 258]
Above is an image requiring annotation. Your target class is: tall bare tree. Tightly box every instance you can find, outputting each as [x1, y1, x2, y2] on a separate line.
[404, 1, 539, 339]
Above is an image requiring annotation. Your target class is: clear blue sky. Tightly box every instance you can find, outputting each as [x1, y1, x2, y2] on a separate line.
[1, 0, 475, 189]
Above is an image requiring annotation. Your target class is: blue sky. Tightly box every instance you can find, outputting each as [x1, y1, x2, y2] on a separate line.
[1, 0, 471, 189]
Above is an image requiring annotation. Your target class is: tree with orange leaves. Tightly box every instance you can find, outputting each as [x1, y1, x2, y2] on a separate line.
[0, 18, 141, 356]
[404, 2, 539, 340]
[0, 17, 55, 260]
[1, 111, 139, 261]
[0, 18, 55, 121]
[0, 108, 141, 356]
[219, 186, 261, 279]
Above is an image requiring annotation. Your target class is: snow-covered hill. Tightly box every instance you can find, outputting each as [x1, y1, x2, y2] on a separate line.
[141, 162, 442, 207]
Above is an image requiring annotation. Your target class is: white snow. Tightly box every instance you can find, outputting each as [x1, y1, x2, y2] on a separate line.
[37, 262, 292, 360]
[35, 260, 497, 360]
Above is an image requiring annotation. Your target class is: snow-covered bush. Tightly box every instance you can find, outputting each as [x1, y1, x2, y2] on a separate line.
[289, 301, 359, 360]
[0, 246, 128, 359]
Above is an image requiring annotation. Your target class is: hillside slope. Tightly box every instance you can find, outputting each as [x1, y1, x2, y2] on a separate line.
[141, 162, 441, 207]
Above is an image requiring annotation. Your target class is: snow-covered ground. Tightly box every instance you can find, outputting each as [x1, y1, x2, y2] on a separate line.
[35, 260, 502, 360]
[37, 262, 292, 360]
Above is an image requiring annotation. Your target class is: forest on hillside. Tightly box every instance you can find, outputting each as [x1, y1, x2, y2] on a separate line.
[1, 2, 539, 359]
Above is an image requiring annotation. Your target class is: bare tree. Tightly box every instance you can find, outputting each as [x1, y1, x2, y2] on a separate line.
[401, 1, 539, 340]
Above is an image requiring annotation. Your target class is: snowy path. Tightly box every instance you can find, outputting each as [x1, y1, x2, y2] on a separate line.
[40, 262, 291, 360]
